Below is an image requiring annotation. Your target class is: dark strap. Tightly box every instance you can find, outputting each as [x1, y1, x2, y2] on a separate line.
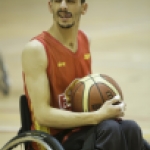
[18, 95, 33, 150]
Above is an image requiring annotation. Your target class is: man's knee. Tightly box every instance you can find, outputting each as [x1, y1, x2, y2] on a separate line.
[122, 120, 142, 134]
[96, 119, 121, 136]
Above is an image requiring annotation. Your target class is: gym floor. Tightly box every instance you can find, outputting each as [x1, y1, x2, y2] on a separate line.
[0, 0, 150, 149]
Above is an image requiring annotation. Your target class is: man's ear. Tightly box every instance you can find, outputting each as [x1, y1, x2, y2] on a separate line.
[48, 1, 53, 13]
[81, 3, 88, 15]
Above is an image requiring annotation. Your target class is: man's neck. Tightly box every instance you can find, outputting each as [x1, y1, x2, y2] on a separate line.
[48, 25, 78, 52]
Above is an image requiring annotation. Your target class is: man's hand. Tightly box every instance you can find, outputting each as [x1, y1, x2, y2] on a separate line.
[96, 96, 126, 122]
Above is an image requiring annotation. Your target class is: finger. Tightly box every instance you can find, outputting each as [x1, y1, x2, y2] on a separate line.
[114, 102, 125, 112]
[114, 95, 120, 100]
[115, 107, 125, 117]
[119, 111, 125, 117]
[120, 102, 127, 111]
[107, 97, 121, 105]
[120, 110, 125, 117]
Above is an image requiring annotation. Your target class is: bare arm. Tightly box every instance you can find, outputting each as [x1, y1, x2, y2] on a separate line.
[22, 40, 125, 129]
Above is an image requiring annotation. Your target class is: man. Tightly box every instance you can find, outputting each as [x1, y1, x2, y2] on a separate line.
[0, 53, 10, 95]
[22, 0, 150, 150]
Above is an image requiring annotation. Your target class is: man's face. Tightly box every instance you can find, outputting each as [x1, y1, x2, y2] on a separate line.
[49, 0, 86, 29]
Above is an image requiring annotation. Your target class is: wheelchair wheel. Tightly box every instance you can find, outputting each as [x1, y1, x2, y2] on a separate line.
[1, 130, 64, 150]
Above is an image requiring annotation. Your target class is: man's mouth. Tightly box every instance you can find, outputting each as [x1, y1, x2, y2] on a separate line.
[57, 10, 72, 18]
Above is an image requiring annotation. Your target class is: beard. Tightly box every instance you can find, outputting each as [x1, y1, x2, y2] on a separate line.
[53, 10, 80, 29]
[57, 21, 75, 29]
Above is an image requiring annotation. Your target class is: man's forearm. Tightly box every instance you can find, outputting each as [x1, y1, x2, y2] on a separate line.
[36, 107, 101, 128]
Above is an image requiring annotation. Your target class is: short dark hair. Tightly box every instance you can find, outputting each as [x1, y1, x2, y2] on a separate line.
[81, 0, 85, 3]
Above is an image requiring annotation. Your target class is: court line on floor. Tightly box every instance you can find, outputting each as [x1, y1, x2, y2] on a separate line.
[0, 126, 19, 133]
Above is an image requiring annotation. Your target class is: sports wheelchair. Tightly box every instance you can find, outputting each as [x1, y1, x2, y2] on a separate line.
[1, 95, 150, 150]
[1, 95, 64, 150]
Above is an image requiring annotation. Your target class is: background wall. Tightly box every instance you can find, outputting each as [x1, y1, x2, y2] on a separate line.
[0, 0, 150, 148]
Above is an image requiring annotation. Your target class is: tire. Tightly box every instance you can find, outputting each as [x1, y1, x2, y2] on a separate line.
[1, 130, 64, 150]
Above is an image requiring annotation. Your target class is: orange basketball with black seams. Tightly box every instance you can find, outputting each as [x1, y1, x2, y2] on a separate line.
[66, 74, 123, 112]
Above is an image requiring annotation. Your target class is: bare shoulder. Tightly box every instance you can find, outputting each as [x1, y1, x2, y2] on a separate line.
[22, 39, 47, 73]
[22, 39, 46, 59]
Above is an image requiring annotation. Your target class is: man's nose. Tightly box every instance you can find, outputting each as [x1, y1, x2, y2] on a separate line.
[60, 0, 68, 10]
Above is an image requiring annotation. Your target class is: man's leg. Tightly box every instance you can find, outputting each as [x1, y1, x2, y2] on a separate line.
[95, 119, 128, 150]
[143, 139, 150, 150]
[59, 126, 95, 150]
[62, 120, 128, 150]
[56, 119, 149, 150]
[121, 120, 145, 150]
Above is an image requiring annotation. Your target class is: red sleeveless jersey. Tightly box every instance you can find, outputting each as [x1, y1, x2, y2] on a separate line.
[23, 30, 91, 139]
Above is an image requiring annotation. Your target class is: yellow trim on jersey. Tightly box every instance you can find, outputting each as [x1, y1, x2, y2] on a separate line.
[33, 121, 50, 150]
[57, 62, 66, 67]
[84, 53, 91, 60]
[31, 103, 50, 150]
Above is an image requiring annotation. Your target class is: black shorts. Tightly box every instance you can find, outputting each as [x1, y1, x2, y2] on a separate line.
[54, 126, 95, 150]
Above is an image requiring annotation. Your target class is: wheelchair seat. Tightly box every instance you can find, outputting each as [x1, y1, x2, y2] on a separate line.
[18, 95, 150, 150]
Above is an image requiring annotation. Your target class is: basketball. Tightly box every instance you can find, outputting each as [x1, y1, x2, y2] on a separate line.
[65, 73, 123, 112]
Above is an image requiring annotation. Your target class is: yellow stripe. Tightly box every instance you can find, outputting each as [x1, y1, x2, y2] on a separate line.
[34, 121, 50, 150]
[31, 103, 50, 150]
[94, 75, 120, 96]
[84, 53, 91, 60]
[79, 74, 121, 112]
[80, 75, 98, 112]
[57, 62, 66, 67]
[82, 79, 94, 112]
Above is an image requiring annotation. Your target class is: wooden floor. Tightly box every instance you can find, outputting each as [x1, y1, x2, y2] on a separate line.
[0, 0, 150, 149]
